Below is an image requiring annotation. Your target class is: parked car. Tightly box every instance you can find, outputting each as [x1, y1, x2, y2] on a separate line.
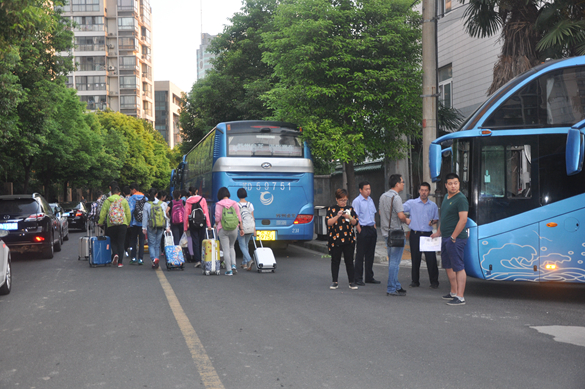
[0, 229, 11, 295]
[0, 193, 61, 259]
[50, 203, 69, 242]
[62, 201, 88, 232]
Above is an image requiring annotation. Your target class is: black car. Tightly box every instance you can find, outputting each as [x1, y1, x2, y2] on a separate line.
[62, 201, 88, 231]
[0, 193, 61, 258]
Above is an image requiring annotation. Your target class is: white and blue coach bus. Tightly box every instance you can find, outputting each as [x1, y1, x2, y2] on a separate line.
[430, 56, 585, 283]
[172, 121, 314, 244]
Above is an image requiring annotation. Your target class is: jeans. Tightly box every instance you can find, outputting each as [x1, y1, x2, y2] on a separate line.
[128, 225, 145, 261]
[237, 233, 254, 265]
[386, 240, 405, 293]
[147, 227, 164, 262]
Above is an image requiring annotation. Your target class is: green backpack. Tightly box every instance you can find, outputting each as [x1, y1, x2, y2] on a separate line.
[149, 201, 166, 228]
[221, 205, 239, 231]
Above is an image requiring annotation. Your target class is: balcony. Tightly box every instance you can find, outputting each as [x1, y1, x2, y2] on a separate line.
[141, 72, 152, 81]
[140, 53, 152, 63]
[75, 25, 105, 32]
[119, 87, 139, 95]
[76, 44, 106, 52]
[77, 64, 106, 72]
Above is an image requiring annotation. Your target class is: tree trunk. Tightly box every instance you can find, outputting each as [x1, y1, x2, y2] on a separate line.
[22, 158, 33, 194]
[345, 161, 357, 202]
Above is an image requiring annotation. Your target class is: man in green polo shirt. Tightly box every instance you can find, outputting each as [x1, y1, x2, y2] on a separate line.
[431, 172, 469, 306]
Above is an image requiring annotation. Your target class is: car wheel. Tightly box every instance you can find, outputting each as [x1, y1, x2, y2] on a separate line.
[43, 235, 54, 259]
[63, 226, 69, 241]
[0, 255, 11, 295]
[55, 229, 62, 252]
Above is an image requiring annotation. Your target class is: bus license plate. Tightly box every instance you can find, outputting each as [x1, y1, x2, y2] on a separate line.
[257, 230, 276, 241]
[0, 223, 17, 230]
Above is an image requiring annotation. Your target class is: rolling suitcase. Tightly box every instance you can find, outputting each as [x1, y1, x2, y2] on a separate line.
[253, 238, 276, 273]
[202, 228, 221, 275]
[89, 228, 112, 267]
[78, 228, 91, 261]
[164, 231, 185, 271]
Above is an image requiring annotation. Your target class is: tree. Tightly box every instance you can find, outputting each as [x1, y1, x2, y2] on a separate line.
[535, 0, 585, 57]
[262, 0, 422, 199]
[180, 0, 278, 150]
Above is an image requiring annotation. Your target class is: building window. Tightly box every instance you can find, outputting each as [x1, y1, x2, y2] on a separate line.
[76, 76, 106, 91]
[119, 37, 138, 51]
[118, 0, 139, 12]
[80, 95, 107, 111]
[120, 76, 138, 89]
[118, 17, 136, 31]
[439, 64, 453, 109]
[439, 0, 452, 15]
[72, 0, 100, 12]
[121, 95, 137, 109]
[75, 36, 105, 52]
[65, 76, 73, 88]
[76, 56, 106, 71]
[72, 16, 104, 32]
[119, 56, 138, 70]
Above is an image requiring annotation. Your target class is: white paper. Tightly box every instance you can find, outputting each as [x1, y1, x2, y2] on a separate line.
[419, 237, 441, 252]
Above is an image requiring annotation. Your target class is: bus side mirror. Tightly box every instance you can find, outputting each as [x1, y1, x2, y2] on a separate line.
[566, 128, 584, 176]
[429, 144, 442, 182]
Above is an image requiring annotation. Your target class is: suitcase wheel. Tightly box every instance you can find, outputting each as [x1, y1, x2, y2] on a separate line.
[272, 269, 275, 273]
[205, 271, 210, 276]
[257, 269, 261, 273]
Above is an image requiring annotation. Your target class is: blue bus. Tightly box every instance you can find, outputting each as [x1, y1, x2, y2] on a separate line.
[429, 56, 585, 283]
[173, 121, 314, 244]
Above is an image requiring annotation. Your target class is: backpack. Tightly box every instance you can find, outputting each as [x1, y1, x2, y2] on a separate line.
[221, 205, 239, 231]
[238, 202, 255, 234]
[171, 199, 184, 224]
[108, 197, 126, 225]
[188, 198, 206, 229]
[133, 196, 147, 222]
[149, 201, 166, 228]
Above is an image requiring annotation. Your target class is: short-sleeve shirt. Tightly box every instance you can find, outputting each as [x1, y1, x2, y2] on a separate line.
[379, 189, 404, 237]
[326, 205, 358, 249]
[440, 192, 469, 239]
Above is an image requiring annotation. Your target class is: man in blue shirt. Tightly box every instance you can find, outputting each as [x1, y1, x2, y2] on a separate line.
[403, 182, 439, 288]
[352, 181, 380, 285]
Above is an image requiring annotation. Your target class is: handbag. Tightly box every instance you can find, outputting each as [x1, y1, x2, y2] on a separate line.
[387, 195, 405, 247]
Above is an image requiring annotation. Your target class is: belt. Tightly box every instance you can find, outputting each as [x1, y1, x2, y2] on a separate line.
[360, 225, 375, 228]
[411, 230, 432, 234]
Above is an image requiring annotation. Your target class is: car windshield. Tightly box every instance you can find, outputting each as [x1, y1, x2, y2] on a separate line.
[63, 202, 85, 211]
[0, 199, 39, 215]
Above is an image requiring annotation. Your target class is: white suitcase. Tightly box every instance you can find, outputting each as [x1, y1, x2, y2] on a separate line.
[78, 226, 92, 261]
[253, 238, 276, 273]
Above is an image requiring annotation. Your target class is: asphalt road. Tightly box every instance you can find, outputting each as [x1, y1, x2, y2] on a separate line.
[1, 230, 585, 389]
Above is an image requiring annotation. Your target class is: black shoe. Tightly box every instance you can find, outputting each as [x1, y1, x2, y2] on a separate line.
[396, 288, 407, 293]
[355, 281, 366, 286]
[430, 283, 439, 289]
[409, 282, 420, 287]
[365, 279, 381, 284]
[387, 291, 406, 296]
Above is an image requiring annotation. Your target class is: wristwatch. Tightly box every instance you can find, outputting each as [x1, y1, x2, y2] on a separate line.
[450, 236, 456, 242]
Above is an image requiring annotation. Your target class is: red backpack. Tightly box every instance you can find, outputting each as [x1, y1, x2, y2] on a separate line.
[171, 199, 184, 224]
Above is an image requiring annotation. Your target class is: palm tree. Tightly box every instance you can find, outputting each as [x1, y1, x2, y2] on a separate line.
[462, 0, 541, 95]
[535, 0, 585, 57]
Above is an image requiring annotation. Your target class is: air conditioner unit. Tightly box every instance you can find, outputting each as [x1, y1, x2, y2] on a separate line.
[108, 33, 114, 36]
[108, 44, 115, 49]
[108, 66, 116, 71]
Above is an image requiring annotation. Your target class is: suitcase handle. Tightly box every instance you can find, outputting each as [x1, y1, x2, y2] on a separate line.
[205, 228, 216, 241]
[252, 237, 264, 249]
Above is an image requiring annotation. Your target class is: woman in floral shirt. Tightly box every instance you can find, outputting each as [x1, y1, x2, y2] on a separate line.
[326, 188, 359, 290]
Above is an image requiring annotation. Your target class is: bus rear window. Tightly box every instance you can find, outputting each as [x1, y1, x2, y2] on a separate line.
[228, 133, 303, 158]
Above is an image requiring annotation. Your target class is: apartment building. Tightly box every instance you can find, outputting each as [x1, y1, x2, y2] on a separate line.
[154, 81, 183, 149]
[196, 33, 217, 80]
[59, 0, 154, 124]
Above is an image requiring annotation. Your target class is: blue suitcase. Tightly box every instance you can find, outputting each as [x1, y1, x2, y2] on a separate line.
[89, 235, 112, 267]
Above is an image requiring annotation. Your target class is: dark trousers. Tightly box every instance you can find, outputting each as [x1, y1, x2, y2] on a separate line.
[355, 226, 377, 282]
[171, 223, 183, 246]
[409, 230, 439, 286]
[106, 225, 127, 263]
[188, 226, 206, 263]
[331, 243, 355, 283]
[128, 225, 145, 261]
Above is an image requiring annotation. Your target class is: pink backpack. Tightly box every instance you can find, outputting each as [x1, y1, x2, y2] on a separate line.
[171, 199, 184, 224]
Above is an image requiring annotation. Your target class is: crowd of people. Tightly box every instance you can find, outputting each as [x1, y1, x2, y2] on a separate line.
[325, 173, 469, 306]
[88, 181, 256, 274]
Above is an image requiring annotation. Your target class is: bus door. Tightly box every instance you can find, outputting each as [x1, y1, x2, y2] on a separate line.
[477, 137, 541, 281]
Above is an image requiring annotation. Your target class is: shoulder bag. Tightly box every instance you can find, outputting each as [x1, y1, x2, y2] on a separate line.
[387, 195, 405, 247]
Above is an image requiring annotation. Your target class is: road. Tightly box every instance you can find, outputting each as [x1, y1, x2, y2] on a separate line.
[1, 230, 584, 389]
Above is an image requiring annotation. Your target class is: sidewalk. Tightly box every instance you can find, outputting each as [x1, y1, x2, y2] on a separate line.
[295, 228, 441, 269]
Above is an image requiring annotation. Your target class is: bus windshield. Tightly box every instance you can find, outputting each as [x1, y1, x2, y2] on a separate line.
[227, 132, 303, 158]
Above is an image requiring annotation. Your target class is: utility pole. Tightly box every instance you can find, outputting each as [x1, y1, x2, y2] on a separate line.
[421, 0, 437, 188]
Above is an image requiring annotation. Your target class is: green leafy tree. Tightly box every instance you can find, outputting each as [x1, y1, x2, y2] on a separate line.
[262, 0, 422, 199]
[535, 0, 585, 57]
[180, 0, 278, 151]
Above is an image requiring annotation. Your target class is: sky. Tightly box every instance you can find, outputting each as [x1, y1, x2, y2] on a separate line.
[149, 0, 245, 93]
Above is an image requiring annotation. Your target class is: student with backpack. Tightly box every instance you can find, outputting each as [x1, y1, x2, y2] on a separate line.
[170, 190, 186, 246]
[215, 187, 244, 276]
[98, 186, 131, 267]
[142, 189, 170, 269]
[89, 191, 106, 232]
[183, 187, 211, 267]
[127, 183, 148, 265]
[236, 188, 256, 271]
